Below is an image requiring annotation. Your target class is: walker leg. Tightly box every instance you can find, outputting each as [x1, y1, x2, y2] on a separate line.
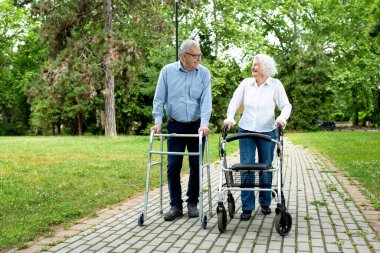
[199, 133, 209, 227]
[138, 161, 151, 226]
[159, 135, 164, 214]
[207, 163, 213, 217]
[199, 153, 203, 226]
[138, 131, 156, 226]
[206, 138, 213, 218]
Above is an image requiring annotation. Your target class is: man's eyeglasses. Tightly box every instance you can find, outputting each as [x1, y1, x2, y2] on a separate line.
[185, 52, 202, 59]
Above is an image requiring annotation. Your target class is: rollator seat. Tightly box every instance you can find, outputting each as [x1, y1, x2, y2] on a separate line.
[230, 163, 271, 171]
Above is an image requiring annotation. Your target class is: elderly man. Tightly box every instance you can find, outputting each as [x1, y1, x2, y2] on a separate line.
[151, 39, 212, 221]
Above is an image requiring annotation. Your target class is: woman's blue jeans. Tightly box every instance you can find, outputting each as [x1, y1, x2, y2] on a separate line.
[238, 127, 276, 211]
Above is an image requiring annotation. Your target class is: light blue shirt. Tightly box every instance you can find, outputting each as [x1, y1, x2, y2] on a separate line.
[152, 61, 212, 126]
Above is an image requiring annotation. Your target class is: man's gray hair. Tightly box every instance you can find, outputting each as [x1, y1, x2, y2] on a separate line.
[254, 54, 277, 77]
[179, 39, 200, 56]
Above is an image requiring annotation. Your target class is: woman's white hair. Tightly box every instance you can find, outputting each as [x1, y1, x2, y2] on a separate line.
[254, 54, 277, 77]
[179, 39, 200, 56]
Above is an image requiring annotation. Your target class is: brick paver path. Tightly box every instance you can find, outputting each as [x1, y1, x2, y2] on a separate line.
[17, 138, 380, 253]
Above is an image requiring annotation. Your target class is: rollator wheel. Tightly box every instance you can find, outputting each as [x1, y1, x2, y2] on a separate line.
[217, 209, 227, 233]
[274, 211, 292, 236]
[137, 212, 144, 226]
[228, 197, 235, 218]
[201, 214, 207, 229]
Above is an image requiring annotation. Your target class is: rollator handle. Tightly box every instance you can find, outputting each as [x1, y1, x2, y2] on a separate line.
[222, 125, 229, 139]
[225, 133, 273, 142]
[276, 124, 283, 137]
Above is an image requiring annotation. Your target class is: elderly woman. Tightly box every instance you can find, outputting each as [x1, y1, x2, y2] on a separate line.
[224, 54, 292, 221]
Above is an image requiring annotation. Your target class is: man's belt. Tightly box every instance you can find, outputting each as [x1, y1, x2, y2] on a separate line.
[169, 118, 200, 126]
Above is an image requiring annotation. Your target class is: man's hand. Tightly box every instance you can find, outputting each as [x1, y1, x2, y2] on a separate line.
[198, 125, 210, 136]
[151, 124, 162, 133]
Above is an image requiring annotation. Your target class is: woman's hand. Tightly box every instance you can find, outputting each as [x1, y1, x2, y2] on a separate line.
[223, 121, 234, 130]
[275, 118, 286, 128]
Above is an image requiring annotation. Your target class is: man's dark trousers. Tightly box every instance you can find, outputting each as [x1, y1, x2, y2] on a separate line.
[166, 119, 204, 209]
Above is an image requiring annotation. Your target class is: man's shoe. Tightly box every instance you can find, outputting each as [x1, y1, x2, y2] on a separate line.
[164, 206, 183, 221]
[240, 210, 252, 221]
[261, 206, 271, 215]
[187, 203, 199, 218]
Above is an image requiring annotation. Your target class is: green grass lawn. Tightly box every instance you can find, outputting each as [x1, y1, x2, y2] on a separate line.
[0, 134, 237, 250]
[2, 131, 379, 250]
[287, 131, 380, 208]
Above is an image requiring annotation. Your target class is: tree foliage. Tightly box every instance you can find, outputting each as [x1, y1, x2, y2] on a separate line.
[1, 0, 379, 136]
[0, 0, 44, 135]
[200, 0, 380, 129]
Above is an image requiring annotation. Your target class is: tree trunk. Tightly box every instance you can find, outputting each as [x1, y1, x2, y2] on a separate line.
[352, 87, 359, 127]
[103, 0, 117, 137]
[57, 121, 61, 135]
[76, 112, 83, 135]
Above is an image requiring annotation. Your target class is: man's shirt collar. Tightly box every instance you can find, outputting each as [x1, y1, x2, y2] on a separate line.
[177, 61, 199, 72]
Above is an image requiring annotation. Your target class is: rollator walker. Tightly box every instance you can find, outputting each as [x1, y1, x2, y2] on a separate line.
[216, 125, 292, 235]
[137, 130, 213, 229]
